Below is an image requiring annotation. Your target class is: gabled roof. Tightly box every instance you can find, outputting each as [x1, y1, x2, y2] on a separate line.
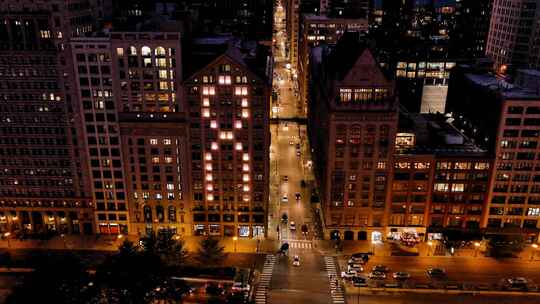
[340, 49, 392, 88]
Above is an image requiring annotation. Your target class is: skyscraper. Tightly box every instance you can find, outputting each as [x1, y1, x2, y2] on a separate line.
[0, 0, 105, 235]
[486, 0, 540, 73]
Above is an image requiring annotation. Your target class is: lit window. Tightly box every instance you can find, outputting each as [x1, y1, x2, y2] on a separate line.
[210, 120, 218, 128]
[202, 86, 215, 95]
[206, 174, 213, 181]
[211, 142, 219, 150]
[226, 131, 233, 140]
[451, 184, 465, 192]
[218, 75, 231, 85]
[203, 98, 210, 107]
[202, 108, 210, 118]
[207, 194, 214, 201]
[243, 153, 250, 161]
[414, 162, 430, 169]
[243, 174, 250, 182]
[243, 185, 250, 192]
[235, 121, 242, 129]
[143, 192, 149, 199]
[434, 183, 448, 192]
[156, 193, 162, 200]
[205, 153, 212, 161]
[167, 183, 174, 190]
[152, 157, 160, 164]
[235, 143, 243, 150]
[235, 86, 248, 96]
[159, 81, 169, 90]
[474, 162, 489, 170]
[527, 208, 540, 216]
[40, 30, 51, 38]
[164, 157, 173, 164]
[167, 193, 174, 199]
[207, 184, 213, 191]
[141, 46, 151, 56]
[242, 109, 249, 118]
[150, 138, 158, 145]
[339, 88, 352, 102]
[243, 164, 249, 171]
[116, 48, 124, 56]
[377, 162, 386, 169]
[241, 98, 249, 107]
[163, 139, 172, 145]
[220, 132, 227, 140]
[205, 164, 212, 171]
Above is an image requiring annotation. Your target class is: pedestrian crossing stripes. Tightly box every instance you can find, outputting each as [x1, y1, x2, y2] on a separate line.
[280, 240, 313, 249]
[255, 254, 276, 304]
[324, 256, 346, 304]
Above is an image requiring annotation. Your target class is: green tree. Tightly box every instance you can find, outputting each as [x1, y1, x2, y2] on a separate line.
[6, 253, 93, 304]
[197, 237, 227, 266]
[488, 235, 525, 258]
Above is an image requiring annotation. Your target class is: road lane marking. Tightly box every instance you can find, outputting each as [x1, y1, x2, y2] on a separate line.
[324, 256, 346, 303]
[255, 254, 275, 304]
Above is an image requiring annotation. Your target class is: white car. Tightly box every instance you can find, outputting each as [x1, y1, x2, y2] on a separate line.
[292, 255, 300, 266]
[348, 263, 363, 272]
[289, 221, 296, 230]
[282, 194, 288, 203]
[341, 270, 358, 279]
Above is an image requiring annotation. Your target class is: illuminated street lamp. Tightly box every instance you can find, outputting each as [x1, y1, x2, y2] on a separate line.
[4, 232, 10, 248]
[117, 234, 124, 240]
[474, 242, 480, 257]
[233, 236, 238, 252]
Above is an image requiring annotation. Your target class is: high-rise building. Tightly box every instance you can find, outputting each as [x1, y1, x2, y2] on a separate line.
[183, 43, 271, 238]
[390, 111, 491, 240]
[447, 66, 540, 236]
[486, 0, 540, 73]
[309, 34, 398, 241]
[285, 0, 301, 69]
[298, 15, 368, 115]
[0, 1, 105, 235]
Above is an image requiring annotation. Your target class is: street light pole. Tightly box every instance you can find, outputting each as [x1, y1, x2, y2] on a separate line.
[531, 243, 538, 261]
[233, 236, 238, 252]
[474, 242, 480, 257]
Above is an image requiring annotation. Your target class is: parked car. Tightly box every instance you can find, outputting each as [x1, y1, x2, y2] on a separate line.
[282, 194, 288, 203]
[507, 277, 528, 289]
[295, 192, 301, 201]
[427, 268, 446, 278]
[368, 271, 386, 280]
[372, 265, 389, 273]
[282, 175, 288, 182]
[281, 213, 288, 223]
[392, 272, 411, 280]
[341, 270, 358, 279]
[292, 255, 300, 266]
[289, 221, 296, 231]
[352, 276, 368, 287]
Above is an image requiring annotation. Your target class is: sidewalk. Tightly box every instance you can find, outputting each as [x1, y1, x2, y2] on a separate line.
[0, 235, 281, 255]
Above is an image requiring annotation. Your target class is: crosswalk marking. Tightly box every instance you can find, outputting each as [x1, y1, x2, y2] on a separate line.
[255, 254, 275, 304]
[324, 256, 346, 304]
[281, 240, 313, 249]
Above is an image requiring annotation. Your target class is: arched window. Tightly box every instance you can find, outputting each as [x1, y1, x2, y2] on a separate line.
[143, 205, 152, 223]
[168, 205, 176, 222]
[141, 46, 152, 57]
[155, 46, 166, 56]
[156, 205, 164, 223]
[128, 46, 137, 56]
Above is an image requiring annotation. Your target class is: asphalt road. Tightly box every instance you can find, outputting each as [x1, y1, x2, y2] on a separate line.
[265, 3, 331, 304]
[346, 294, 540, 304]
[338, 255, 540, 287]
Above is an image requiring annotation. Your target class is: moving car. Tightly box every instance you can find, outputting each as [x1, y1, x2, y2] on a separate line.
[368, 271, 386, 280]
[292, 255, 300, 266]
[281, 194, 288, 203]
[289, 140, 295, 145]
[426, 268, 446, 278]
[372, 265, 389, 273]
[289, 221, 296, 231]
[348, 262, 364, 272]
[295, 192, 301, 201]
[296, 150, 301, 157]
[340, 269, 358, 279]
[282, 175, 289, 182]
[392, 272, 411, 280]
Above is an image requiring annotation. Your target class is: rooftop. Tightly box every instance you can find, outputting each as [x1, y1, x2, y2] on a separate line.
[396, 108, 488, 157]
[464, 69, 540, 100]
